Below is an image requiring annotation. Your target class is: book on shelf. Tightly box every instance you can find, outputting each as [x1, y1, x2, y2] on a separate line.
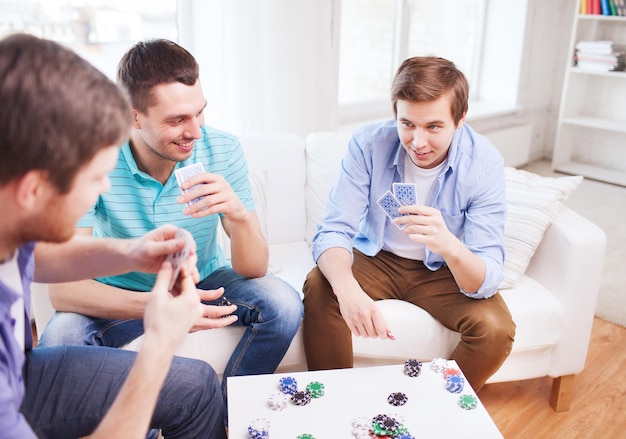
[581, 0, 625, 15]
[575, 40, 626, 54]
[575, 40, 626, 71]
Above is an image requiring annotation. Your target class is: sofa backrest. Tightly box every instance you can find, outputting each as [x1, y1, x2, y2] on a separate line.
[238, 133, 307, 245]
[304, 132, 353, 244]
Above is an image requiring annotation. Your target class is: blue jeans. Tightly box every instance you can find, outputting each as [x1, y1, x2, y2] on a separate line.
[21, 346, 226, 438]
[39, 269, 303, 391]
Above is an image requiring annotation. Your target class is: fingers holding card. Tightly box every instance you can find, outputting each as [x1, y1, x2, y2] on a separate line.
[166, 228, 194, 291]
[175, 163, 205, 207]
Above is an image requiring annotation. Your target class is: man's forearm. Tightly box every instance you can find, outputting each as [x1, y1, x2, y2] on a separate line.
[34, 237, 136, 283]
[48, 279, 149, 320]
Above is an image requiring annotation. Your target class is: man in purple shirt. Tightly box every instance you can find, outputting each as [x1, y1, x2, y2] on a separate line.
[303, 56, 516, 391]
[0, 33, 228, 438]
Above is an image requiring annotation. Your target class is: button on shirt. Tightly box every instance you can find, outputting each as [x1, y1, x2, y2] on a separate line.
[312, 119, 506, 299]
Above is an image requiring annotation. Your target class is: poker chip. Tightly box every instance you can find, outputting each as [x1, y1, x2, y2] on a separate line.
[403, 359, 422, 377]
[305, 381, 325, 398]
[430, 357, 448, 373]
[445, 374, 465, 393]
[278, 376, 298, 395]
[291, 390, 312, 406]
[387, 392, 408, 406]
[458, 394, 478, 410]
[352, 417, 371, 429]
[247, 418, 270, 439]
[374, 416, 400, 433]
[395, 435, 416, 439]
[442, 367, 462, 379]
[296, 435, 315, 439]
[218, 296, 232, 306]
[267, 392, 288, 411]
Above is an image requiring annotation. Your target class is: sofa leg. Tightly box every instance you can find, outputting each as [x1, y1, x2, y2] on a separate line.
[550, 374, 574, 412]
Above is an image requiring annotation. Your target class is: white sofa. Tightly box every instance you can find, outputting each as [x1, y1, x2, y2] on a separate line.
[31, 132, 606, 412]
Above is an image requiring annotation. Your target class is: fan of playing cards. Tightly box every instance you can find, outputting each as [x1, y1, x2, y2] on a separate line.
[377, 183, 417, 229]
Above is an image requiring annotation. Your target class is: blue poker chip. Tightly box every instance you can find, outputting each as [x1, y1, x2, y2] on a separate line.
[248, 418, 270, 438]
[445, 374, 465, 393]
[278, 376, 298, 395]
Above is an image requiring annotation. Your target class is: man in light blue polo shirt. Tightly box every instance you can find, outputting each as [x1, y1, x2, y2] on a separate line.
[38, 39, 303, 394]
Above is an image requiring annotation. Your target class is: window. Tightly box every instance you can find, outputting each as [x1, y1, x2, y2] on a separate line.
[0, 0, 177, 79]
[338, 0, 492, 123]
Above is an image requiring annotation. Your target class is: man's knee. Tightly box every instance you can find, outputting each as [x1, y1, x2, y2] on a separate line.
[38, 312, 96, 347]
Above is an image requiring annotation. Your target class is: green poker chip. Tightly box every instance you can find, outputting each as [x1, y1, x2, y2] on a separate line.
[305, 381, 325, 398]
[458, 394, 478, 410]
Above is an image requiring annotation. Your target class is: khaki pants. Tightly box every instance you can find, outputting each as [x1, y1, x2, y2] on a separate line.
[302, 249, 516, 391]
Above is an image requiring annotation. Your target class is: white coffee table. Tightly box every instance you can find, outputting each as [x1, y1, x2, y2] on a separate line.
[227, 361, 503, 438]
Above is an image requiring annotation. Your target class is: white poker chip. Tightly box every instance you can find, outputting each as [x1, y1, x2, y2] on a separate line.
[430, 357, 449, 373]
[268, 392, 288, 411]
[352, 416, 370, 429]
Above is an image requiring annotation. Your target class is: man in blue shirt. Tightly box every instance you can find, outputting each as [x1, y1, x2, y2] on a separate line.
[303, 56, 516, 391]
[38, 39, 303, 393]
[0, 33, 226, 438]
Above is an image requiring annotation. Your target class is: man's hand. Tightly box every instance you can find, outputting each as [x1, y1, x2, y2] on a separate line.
[178, 172, 248, 222]
[336, 283, 392, 340]
[143, 262, 204, 352]
[189, 287, 238, 332]
[395, 204, 457, 256]
[127, 225, 200, 284]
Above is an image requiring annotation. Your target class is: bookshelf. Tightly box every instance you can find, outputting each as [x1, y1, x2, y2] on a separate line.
[552, 4, 626, 186]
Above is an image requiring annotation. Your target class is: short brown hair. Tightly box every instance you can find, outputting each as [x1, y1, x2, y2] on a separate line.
[0, 33, 131, 193]
[391, 56, 469, 125]
[116, 39, 199, 114]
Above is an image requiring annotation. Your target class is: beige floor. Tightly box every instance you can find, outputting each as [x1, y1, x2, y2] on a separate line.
[521, 159, 626, 327]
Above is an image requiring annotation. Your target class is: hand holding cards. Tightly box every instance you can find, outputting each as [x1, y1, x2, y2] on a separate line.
[377, 183, 417, 229]
[166, 228, 194, 290]
[175, 162, 205, 207]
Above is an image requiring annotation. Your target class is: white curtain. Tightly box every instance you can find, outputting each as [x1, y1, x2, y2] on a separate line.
[180, 0, 340, 137]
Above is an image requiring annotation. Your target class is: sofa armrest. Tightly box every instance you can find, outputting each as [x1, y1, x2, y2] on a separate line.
[525, 207, 606, 377]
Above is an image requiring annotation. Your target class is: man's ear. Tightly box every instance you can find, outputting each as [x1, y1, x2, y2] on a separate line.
[456, 112, 467, 129]
[15, 170, 50, 210]
[132, 108, 142, 129]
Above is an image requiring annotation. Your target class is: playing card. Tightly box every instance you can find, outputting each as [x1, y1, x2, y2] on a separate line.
[392, 182, 417, 206]
[166, 228, 194, 290]
[377, 190, 406, 229]
[174, 162, 205, 206]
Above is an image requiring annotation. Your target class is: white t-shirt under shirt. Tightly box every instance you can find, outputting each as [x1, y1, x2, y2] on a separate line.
[382, 152, 447, 261]
[0, 251, 25, 350]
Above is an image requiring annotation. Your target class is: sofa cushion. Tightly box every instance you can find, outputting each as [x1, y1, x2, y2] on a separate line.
[501, 167, 582, 289]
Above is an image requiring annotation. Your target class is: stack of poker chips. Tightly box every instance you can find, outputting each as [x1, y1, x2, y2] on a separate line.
[351, 414, 414, 439]
[430, 357, 478, 410]
[276, 376, 325, 407]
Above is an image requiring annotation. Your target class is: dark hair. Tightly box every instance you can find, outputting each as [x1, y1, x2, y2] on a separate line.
[391, 56, 469, 125]
[116, 39, 199, 113]
[0, 33, 131, 193]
